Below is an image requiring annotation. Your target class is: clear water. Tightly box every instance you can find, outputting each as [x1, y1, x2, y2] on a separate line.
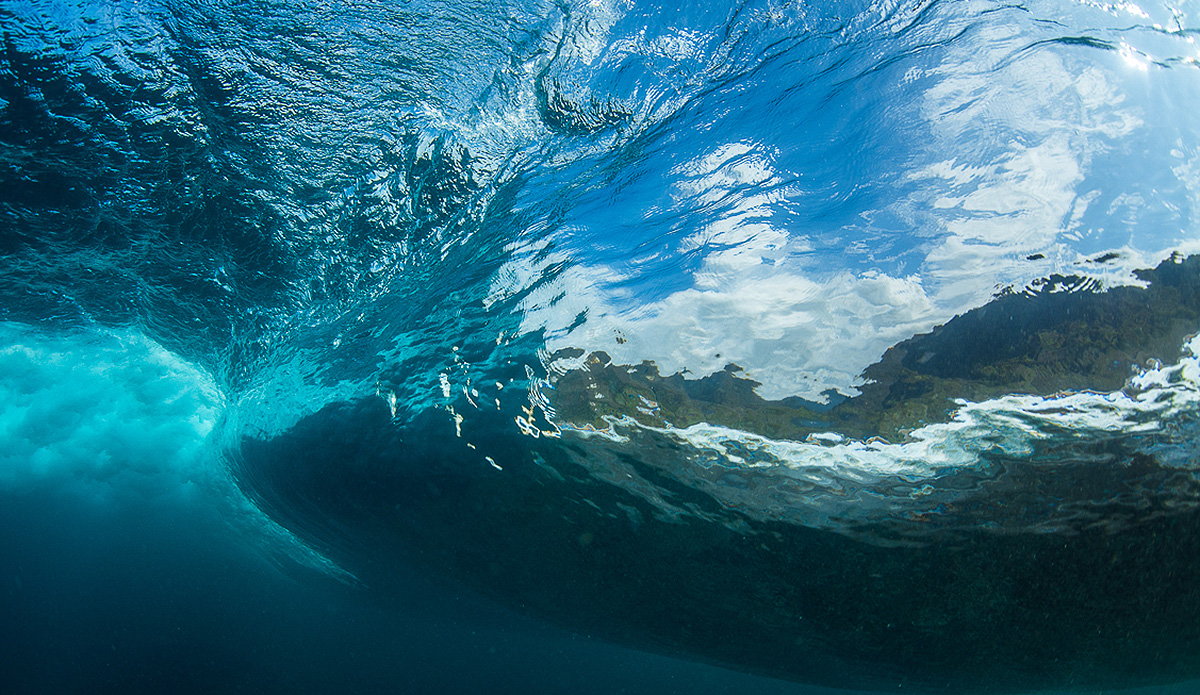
[3, 0, 1200, 691]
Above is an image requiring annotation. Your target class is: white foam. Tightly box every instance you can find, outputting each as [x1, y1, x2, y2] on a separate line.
[552, 333, 1200, 534]
[0, 322, 354, 579]
[0, 323, 223, 499]
[681, 332, 1196, 474]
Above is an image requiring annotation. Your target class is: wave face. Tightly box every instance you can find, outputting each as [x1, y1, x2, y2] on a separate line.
[4, 0, 1200, 690]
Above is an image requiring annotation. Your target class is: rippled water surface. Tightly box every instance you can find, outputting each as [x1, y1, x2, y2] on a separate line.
[3, 0, 1200, 691]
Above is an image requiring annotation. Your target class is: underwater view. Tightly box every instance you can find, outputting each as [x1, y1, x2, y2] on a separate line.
[3, 0, 1200, 692]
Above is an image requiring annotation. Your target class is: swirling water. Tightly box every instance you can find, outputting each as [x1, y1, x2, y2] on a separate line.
[3, 0, 1200, 691]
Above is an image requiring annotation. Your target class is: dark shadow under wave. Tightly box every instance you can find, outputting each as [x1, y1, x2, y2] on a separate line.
[233, 256, 1200, 693]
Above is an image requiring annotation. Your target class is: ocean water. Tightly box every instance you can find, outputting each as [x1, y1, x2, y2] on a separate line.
[3, 0, 1200, 692]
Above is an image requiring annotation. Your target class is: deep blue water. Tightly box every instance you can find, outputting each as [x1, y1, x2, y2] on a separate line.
[4, 0, 1200, 692]
[1, 487, 866, 695]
